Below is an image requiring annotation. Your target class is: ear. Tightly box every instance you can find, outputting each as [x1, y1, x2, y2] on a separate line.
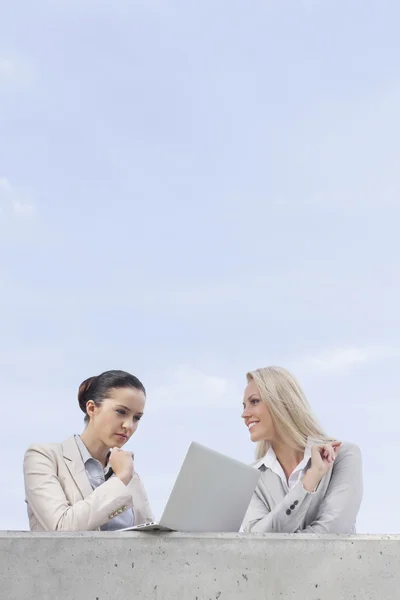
[85, 399, 97, 420]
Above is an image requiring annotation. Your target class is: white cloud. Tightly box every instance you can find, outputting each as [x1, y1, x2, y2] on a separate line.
[0, 177, 35, 218]
[0, 59, 15, 78]
[0, 177, 12, 195]
[12, 199, 35, 216]
[300, 346, 395, 372]
[148, 365, 231, 410]
[0, 57, 34, 87]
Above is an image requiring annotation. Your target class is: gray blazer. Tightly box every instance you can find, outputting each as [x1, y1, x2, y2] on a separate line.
[242, 442, 362, 534]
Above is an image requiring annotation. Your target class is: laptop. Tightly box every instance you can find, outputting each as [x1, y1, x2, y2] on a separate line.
[118, 441, 260, 532]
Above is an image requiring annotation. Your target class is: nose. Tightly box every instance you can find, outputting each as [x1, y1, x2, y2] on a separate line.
[241, 405, 251, 420]
[122, 417, 135, 434]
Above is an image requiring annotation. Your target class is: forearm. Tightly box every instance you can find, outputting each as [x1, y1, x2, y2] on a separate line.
[243, 481, 316, 533]
[302, 468, 323, 493]
[295, 445, 363, 534]
[24, 447, 133, 532]
[54, 478, 133, 531]
[27, 477, 133, 532]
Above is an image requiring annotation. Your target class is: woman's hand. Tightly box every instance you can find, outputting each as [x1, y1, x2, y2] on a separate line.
[109, 447, 134, 485]
[303, 441, 342, 492]
[310, 441, 342, 476]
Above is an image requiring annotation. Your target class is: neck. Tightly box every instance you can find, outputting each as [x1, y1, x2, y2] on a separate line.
[271, 439, 305, 480]
[80, 428, 109, 467]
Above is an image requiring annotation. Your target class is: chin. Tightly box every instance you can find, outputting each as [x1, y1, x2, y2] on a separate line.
[105, 435, 123, 449]
[250, 427, 270, 443]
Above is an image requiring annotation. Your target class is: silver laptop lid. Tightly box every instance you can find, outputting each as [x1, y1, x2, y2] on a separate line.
[158, 442, 260, 532]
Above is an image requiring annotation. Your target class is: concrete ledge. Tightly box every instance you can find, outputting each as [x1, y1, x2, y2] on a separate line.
[1, 532, 399, 599]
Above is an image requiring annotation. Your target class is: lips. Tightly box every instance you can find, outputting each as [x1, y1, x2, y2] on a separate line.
[115, 433, 128, 440]
[247, 421, 259, 430]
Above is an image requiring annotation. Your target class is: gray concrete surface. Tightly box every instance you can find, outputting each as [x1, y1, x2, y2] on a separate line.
[0, 531, 398, 600]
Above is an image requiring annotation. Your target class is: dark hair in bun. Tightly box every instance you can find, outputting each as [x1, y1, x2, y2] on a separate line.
[78, 370, 146, 423]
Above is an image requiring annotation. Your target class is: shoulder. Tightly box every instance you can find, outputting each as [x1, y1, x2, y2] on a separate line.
[23, 443, 64, 480]
[333, 441, 362, 471]
[337, 441, 361, 457]
[24, 442, 63, 462]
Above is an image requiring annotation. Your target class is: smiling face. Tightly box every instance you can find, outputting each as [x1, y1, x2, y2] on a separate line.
[242, 379, 276, 443]
[85, 386, 146, 449]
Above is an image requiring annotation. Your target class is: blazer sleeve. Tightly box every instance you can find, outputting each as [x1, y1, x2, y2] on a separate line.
[128, 474, 154, 525]
[298, 443, 363, 534]
[24, 444, 134, 532]
[242, 479, 317, 533]
[140, 479, 154, 523]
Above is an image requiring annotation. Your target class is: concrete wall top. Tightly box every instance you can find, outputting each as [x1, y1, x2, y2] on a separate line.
[1, 532, 399, 600]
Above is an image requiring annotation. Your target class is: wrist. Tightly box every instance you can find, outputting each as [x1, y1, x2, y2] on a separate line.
[302, 468, 323, 492]
[116, 470, 132, 486]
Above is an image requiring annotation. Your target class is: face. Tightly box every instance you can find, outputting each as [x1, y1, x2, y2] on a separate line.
[86, 386, 146, 449]
[242, 379, 276, 443]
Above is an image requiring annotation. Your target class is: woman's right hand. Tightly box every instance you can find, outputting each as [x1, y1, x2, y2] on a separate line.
[109, 448, 134, 485]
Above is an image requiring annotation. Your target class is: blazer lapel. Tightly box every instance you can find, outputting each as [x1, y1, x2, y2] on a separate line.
[61, 436, 93, 499]
[259, 466, 288, 508]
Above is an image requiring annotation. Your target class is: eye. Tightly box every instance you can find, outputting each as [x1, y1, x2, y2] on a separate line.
[134, 415, 142, 422]
[250, 398, 260, 405]
[116, 409, 126, 415]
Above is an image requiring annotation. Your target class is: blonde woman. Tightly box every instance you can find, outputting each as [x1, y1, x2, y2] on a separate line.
[241, 366, 362, 534]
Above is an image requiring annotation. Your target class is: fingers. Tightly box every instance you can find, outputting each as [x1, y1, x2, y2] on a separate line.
[331, 441, 342, 448]
[333, 443, 342, 456]
[332, 441, 342, 458]
[322, 444, 334, 463]
[113, 448, 134, 458]
[321, 442, 342, 463]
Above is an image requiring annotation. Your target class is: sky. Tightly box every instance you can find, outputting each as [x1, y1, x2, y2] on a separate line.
[1, 0, 399, 534]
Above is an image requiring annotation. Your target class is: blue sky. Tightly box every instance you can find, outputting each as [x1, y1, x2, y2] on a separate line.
[1, 0, 399, 533]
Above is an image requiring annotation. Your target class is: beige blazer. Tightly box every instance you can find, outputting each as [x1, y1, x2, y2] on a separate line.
[23, 436, 153, 532]
[243, 442, 363, 534]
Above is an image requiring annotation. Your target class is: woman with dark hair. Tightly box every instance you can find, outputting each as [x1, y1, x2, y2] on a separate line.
[23, 370, 153, 531]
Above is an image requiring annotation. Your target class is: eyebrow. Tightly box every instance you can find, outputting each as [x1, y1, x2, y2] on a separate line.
[116, 404, 144, 415]
[242, 394, 259, 406]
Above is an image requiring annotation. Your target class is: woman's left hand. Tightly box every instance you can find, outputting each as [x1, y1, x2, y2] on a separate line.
[310, 441, 342, 476]
[302, 441, 342, 492]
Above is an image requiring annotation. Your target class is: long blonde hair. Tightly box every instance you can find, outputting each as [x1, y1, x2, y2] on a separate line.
[247, 366, 333, 459]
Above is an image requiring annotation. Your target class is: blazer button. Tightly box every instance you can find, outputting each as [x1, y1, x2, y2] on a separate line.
[294, 501, 299, 505]
[286, 509, 291, 515]
[290, 504, 295, 510]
